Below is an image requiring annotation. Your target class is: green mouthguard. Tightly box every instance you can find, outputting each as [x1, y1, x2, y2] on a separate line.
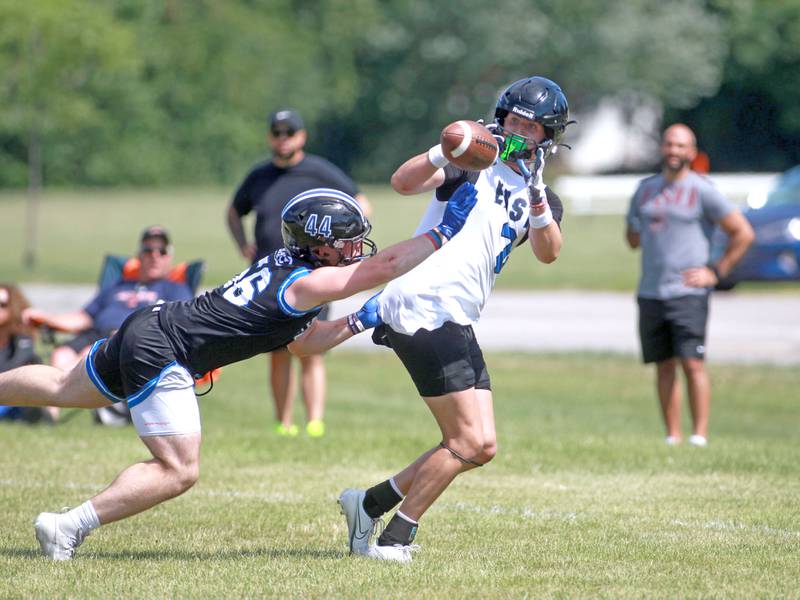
[499, 133, 528, 161]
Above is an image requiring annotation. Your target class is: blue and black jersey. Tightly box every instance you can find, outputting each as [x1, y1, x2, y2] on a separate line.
[157, 249, 321, 378]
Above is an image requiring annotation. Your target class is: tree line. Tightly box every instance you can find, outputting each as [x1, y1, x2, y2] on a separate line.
[0, 0, 797, 189]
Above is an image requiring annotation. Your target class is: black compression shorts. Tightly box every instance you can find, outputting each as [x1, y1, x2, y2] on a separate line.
[384, 321, 491, 397]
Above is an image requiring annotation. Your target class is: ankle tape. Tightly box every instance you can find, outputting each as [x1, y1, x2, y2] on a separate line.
[439, 441, 483, 467]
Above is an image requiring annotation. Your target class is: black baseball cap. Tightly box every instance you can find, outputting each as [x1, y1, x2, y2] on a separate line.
[269, 109, 304, 133]
[140, 225, 171, 246]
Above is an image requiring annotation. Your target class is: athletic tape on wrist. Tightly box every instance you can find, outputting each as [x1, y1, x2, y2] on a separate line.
[346, 313, 365, 335]
[528, 204, 553, 229]
[427, 144, 449, 169]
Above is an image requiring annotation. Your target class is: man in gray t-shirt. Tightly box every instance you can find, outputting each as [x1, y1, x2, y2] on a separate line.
[625, 123, 753, 447]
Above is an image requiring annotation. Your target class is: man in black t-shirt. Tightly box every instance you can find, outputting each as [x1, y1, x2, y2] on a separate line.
[226, 108, 372, 438]
[0, 185, 479, 561]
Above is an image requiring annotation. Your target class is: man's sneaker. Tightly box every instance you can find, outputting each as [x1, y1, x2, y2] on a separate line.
[34, 511, 88, 561]
[365, 543, 419, 564]
[688, 434, 708, 447]
[338, 488, 378, 555]
[274, 423, 299, 437]
[306, 419, 325, 438]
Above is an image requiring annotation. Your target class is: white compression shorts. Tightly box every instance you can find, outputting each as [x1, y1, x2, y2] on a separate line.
[130, 364, 201, 437]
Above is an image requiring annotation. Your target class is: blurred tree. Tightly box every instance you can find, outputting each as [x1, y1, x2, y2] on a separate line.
[340, 0, 725, 180]
[114, 0, 379, 184]
[0, 0, 794, 191]
[0, 0, 143, 266]
[666, 0, 800, 171]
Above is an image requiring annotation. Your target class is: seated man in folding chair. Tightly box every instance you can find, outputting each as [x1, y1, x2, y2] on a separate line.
[23, 226, 195, 424]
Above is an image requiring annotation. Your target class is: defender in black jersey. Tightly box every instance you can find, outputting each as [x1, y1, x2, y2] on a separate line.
[0, 185, 478, 561]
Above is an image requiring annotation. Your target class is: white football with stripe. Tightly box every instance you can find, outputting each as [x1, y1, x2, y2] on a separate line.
[440, 120, 499, 171]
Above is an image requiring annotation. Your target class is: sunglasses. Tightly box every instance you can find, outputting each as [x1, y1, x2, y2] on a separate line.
[140, 246, 169, 256]
[271, 128, 297, 138]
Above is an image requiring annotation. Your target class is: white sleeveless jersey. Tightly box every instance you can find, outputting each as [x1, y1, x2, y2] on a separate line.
[380, 160, 534, 335]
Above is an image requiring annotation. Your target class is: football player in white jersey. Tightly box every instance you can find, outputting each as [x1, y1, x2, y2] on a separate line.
[339, 76, 572, 563]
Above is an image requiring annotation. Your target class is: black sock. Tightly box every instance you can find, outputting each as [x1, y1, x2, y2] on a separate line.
[362, 479, 402, 519]
[378, 512, 418, 546]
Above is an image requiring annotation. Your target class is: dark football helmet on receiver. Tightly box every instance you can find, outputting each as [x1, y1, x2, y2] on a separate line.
[493, 76, 571, 162]
[281, 188, 377, 266]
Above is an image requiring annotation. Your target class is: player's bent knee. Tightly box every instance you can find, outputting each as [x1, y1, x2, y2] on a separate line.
[449, 433, 483, 460]
[175, 464, 200, 493]
[440, 440, 485, 467]
[479, 439, 498, 464]
[159, 458, 200, 495]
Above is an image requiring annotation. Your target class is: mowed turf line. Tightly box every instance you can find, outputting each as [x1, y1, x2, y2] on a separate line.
[1, 351, 797, 598]
[0, 185, 641, 290]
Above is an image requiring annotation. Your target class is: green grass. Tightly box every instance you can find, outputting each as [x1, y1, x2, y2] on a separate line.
[3, 185, 796, 293]
[1, 351, 798, 598]
[1, 186, 640, 290]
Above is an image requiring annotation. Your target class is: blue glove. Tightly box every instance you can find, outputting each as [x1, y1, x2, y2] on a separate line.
[437, 182, 478, 240]
[347, 291, 382, 334]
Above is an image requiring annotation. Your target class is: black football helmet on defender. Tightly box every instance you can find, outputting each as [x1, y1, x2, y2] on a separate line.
[493, 76, 570, 161]
[281, 188, 377, 266]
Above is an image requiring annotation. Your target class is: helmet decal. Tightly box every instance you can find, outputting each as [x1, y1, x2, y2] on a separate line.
[281, 188, 365, 220]
[281, 188, 377, 266]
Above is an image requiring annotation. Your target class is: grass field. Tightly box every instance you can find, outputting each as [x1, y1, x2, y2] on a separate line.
[2, 185, 793, 293]
[2, 185, 642, 290]
[1, 351, 798, 598]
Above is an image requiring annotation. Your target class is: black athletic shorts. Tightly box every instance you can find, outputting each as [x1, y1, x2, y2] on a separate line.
[61, 328, 103, 353]
[87, 306, 178, 403]
[384, 321, 491, 397]
[637, 295, 709, 363]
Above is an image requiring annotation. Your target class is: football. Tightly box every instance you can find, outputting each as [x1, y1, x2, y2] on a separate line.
[440, 120, 499, 171]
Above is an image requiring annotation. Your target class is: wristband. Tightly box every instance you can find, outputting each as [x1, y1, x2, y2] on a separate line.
[708, 263, 721, 279]
[346, 313, 365, 335]
[427, 144, 449, 169]
[423, 226, 447, 250]
[528, 205, 553, 229]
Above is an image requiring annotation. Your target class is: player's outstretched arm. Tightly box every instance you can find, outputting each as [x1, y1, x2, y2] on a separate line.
[287, 182, 477, 312]
[285, 183, 477, 356]
[288, 293, 380, 357]
[390, 150, 447, 195]
[526, 149, 562, 263]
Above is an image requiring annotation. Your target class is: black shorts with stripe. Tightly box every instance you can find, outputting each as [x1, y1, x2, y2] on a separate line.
[88, 306, 178, 402]
[384, 321, 491, 397]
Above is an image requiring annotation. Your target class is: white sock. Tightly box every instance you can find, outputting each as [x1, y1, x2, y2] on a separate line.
[396, 510, 418, 525]
[388, 477, 405, 499]
[65, 501, 101, 533]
